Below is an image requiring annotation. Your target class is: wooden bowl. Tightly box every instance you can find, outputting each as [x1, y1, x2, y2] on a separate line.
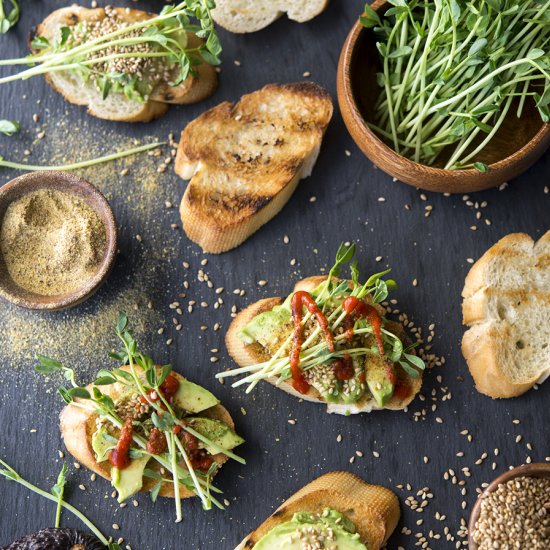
[336, 0, 550, 193]
[0, 171, 118, 311]
[468, 463, 550, 549]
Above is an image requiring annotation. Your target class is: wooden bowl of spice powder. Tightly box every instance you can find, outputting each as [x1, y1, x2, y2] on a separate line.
[469, 463, 550, 549]
[0, 171, 117, 310]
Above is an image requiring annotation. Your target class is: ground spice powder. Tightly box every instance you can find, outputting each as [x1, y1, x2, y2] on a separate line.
[0, 188, 107, 295]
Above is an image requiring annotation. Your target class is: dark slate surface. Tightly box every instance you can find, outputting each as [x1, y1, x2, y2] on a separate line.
[0, 1, 549, 549]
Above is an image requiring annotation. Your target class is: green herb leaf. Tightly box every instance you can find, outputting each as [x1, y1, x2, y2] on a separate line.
[0, 0, 19, 34]
[0, 119, 19, 136]
[473, 162, 489, 172]
[150, 481, 162, 503]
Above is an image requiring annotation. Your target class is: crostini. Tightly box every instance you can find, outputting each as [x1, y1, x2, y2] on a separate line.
[175, 82, 333, 253]
[36, 314, 244, 520]
[220, 244, 425, 414]
[32, 5, 219, 122]
[236, 471, 400, 550]
[462, 230, 550, 398]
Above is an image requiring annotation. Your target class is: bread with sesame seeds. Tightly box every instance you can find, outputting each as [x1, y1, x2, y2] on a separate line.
[59, 366, 237, 499]
[212, 0, 330, 33]
[175, 82, 333, 253]
[235, 472, 400, 549]
[225, 275, 423, 414]
[462, 230, 550, 398]
[33, 6, 217, 122]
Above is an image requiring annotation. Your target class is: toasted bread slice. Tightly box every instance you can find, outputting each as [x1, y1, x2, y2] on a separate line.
[235, 472, 400, 550]
[462, 230, 550, 398]
[59, 366, 236, 499]
[34, 7, 217, 122]
[212, 0, 330, 33]
[175, 82, 333, 253]
[226, 275, 423, 414]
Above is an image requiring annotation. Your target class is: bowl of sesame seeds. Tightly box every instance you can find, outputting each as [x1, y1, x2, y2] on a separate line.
[468, 463, 550, 549]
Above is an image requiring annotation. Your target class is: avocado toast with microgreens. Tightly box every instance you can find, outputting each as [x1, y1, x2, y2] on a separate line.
[36, 314, 244, 522]
[221, 244, 425, 414]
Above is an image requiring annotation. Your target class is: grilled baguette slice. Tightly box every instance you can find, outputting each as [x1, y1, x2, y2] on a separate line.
[462, 230, 550, 398]
[175, 82, 333, 253]
[59, 366, 236, 499]
[34, 6, 217, 122]
[235, 472, 400, 550]
[226, 275, 423, 414]
[212, 0, 330, 33]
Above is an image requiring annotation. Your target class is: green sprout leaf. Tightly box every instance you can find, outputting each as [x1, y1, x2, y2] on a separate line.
[0, 119, 19, 136]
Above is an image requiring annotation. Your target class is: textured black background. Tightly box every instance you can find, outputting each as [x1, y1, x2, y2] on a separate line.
[0, 1, 549, 549]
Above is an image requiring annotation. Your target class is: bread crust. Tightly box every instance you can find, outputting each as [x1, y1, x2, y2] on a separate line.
[59, 366, 235, 499]
[175, 82, 333, 253]
[212, 0, 330, 33]
[461, 230, 550, 398]
[225, 275, 422, 413]
[34, 7, 217, 122]
[235, 472, 400, 550]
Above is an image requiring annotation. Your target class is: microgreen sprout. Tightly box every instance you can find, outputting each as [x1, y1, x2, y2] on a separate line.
[0, 458, 120, 549]
[361, 0, 550, 169]
[217, 243, 425, 393]
[36, 312, 244, 522]
[51, 462, 68, 529]
[0, 119, 19, 136]
[0, 1, 221, 102]
[0, 141, 164, 172]
[0, 0, 19, 34]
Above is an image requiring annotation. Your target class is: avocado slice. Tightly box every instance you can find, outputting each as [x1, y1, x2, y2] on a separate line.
[91, 427, 114, 463]
[111, 454, 150, 503]
[366, 355, 395, 407]
[173, 379, 220, 414]
[188, 417, 244, 454]
[237, 304, 291, 350]
[254, 509, 367, 550]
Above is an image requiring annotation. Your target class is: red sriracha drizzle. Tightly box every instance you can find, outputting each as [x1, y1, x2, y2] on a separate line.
[343, 296, 385, 355]
[141, 373, 180, 405]
[109, 418, 134, 469]
[290, 291, 335, 394]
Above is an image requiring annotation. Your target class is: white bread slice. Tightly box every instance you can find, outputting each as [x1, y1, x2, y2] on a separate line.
[462, 231, 550, 398]
[175, 82, 333, 253]
[59, 366, 236, 499]
[212, 0, 330, 33]
[235, 472, 400, 550]
[225, 275, 423, 414]
[34, 7, 217, 122]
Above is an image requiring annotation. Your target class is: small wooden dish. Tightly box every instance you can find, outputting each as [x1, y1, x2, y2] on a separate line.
[336, 0, 550, 193]
[0, 171, 118, 311]
[468, 463, 550, 549]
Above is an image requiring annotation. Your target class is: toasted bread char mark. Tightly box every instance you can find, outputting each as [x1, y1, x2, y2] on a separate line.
[461, 230, 550, 398]
[59, 367, 235, 499]
[235, 472, 400, 550]
[176, 82, 333, 253]
[34, 6, 217, 122]
[225, 275, 423, 414]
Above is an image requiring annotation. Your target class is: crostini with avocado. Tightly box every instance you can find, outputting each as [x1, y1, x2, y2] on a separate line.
[25, 3, 220, 122]
[236, 471, 400, 550]
[220, 244, 425, 414]
[36, 313, 244, 522]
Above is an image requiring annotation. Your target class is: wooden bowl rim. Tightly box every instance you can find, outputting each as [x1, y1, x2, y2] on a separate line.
[468, 463, 550, 549]
[0, 171, 118, 311]
[338, 4, 550, 183]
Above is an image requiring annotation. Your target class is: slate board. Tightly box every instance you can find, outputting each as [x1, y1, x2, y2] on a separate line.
[0, 2, 549, 549]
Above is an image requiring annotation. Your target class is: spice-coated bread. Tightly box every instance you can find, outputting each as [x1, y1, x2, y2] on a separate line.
[226, 275, 423, 414]
[462, 230, 550, 398]
[175, 82, 333, 253]
[212, 0, 330, 33]
[59, 366, 235, 498]
[235, 471, 400, 550]
[34, 7, 217, 122]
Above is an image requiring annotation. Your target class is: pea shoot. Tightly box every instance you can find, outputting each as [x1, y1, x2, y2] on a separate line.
[0, 0, 19, 34]
[362, 0, 550, 170]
